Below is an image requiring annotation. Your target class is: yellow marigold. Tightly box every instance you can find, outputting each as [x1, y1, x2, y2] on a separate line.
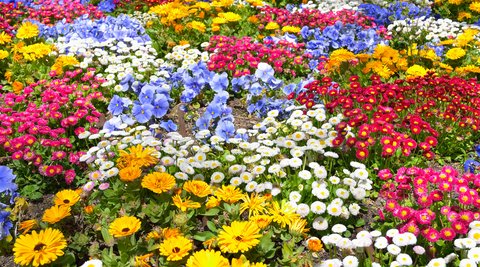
[118, 144, 158, 168]
[440, 62, 454, 72]
[218, 221, 261, 253]
[18, 219, 39, 235]
[183, 180, 212, 197]
[438, 39, 456, 46]
[16, 21, 39, 39]
[265, 22, 279, 30]
[458, 12, 472, 21]
[282, 26, 301, 33]
[18, 43, 53, 61]
[172, 195, 201, 212]
[5, 70, 12, 83]
[247, 15, 258, 23]
[356, 53, 371, 63]
[54, 189, 80, 207]
[108, 216, 141, 237]
[42, 205, 71, 224]
[212, 24, 220, 32]
[464, 64, 480, 73]
[219, 12, 242, 22]
[214, 185, 244, 204]
[457, 33, 475, 47]
[12, 81, 24, 94]
[119, 166, 142, 182]
[470, 2, 480, 13]
[159, 236, 192, 261]
[141, 172, 176, 194]
[307, 238, 323, 252]
[329, 48, 355, 62]
[448, 0, 462, 4]
[206, 196, 221, 209]
[376, 64, 394, 79]
[445, 47, 466, 60]
[0, 50, 9, 60]
[213, 17, 227, 24]
[190, 21, 206, 32]
[406, 64, 428, 79]
[0, 32, 12, 44]
[250, 215, 272, 229]
[246, 0, 264, 6]
[13, 228, 67, 267]
[179, 40, 190, 46]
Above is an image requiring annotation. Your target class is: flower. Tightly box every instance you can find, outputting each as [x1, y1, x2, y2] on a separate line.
[0, 166, 17, 194]
[54, 190, 80, 207]
[214, 185, 244, 203]
[186, 250, 229, 267]
[118, 144, 157, 168]
[108, 216, 141, 237]
[159, 236, 192, 261]
[18, 219, 38, 235]
[13, 228, 67, 266]
[142, 172, 176, 194]
[119, 166, 142, 182]
[268, 200, 300, 228]
[80, 259, 102, 267]
[240, 193, 268, 217]
[172, 195, 201, 211]
[218, 221, 262, 253]
[183, 180, 212, 197]
[16, 21, 39, 39]
[445, 48, 466, 60]
[42, 206, 71, 224]
[190, 21, 206, 32]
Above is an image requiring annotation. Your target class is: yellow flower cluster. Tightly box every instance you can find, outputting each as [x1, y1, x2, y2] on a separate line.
[362, 45, 408, 79]
[16, 21, 39, 39]
[51, 55, 80, 75]
[0, 50, 8, 60]
[281, 26, 301, 33]
[218, 12, 242, 22]
[470, 1, 480, 13]
[265, 22, 279, 30]
[18, 43, 53, 61]
[0, 32, 12, 44]
[406, 64, 431, 79]
[445, 47, 466, 60]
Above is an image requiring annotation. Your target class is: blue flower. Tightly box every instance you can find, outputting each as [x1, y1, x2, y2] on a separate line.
[249, 83, 263, 96]
[464, 159, 480, 173]
[0, 166, 17, 196]
[220, 107, 232, 117]
[132, 102, 153, 123]
[206, 103, 222, 118]
[160, 120, 177, 132]
[121, 114, 136, 126]
[139, 89, 154, 104]
[152, 94, 169, 119]
[267, 77, 284, 90]
[213, 91, 229, 104]
[475, 144, 480, 157]
[210, 72, 229, 92]
[108, 95, 124, 116]
[283, 83, 297, 95]
[215, 120, 235, 141]
[196, 113, 212, 130]
[0, 211, 12, 240]
[255, 63, 274, 82]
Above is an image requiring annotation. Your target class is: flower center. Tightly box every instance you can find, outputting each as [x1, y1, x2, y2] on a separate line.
[172, 247, 180, 253]
[122, 228, 130, 232]
[34, 243, 46, 252]
[235, 235, 244, 241]
[63, 199, 70, 204]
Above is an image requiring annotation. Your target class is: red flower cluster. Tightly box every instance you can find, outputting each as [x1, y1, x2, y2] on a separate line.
[300, 73, 480, 161]
[379, 166, 480, 242]
[0, 68, 106, 184]
[254, 7, 388, 38]
[206, 35, 312, 79]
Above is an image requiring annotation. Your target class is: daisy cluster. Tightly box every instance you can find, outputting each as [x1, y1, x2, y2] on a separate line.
[386, 17, 480, 43]
[286, 0, 361, 13]
[163, 43, 211, 71]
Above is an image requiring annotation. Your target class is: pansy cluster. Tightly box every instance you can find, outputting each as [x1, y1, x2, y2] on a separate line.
[358, 1, 432, 26]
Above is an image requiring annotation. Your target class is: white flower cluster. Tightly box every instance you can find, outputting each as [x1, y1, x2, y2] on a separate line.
[55, 37, 171, 88]
[163, 43, 211, 71]
[313, 222, 480, 267]
[289, 0, 360, 13]
[387, 16, 480, 43]
[128, 11, 159, 26]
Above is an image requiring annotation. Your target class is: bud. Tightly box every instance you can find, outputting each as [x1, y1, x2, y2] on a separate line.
[85, 205, 94, 214]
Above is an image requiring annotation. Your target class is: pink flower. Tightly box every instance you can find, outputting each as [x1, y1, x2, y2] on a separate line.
[425, 228, 440, 242]
[416, 210, 432, 225]
[12, 151, 23, 160]
[64, 169, 75, 184]
[99, 183, 110, 190]
[440, 228, 456, 241]
[413, 246, 425, 255]
[447, 211, 459, 222]
[417, 196, 432, 208]
[397, 207, 412, 220]
[459, 193, 473, 205]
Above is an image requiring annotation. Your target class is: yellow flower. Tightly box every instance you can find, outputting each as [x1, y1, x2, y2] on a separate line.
[18, 219, 39, 235]
[119, 166, 142, 182]
[172, 195, 201, 212]
[118, 144, 158, 168]
[448, 0, 462, 4]
[218, 221, 262, 253]
[54, 189, 80, 207]
[281, 26, 301, 33]
[240, 193, 268, 217]
[250, 215, 272, 229]
[108, 216, 141, 237]
[220, 12, 242, 22]
[0, 50, 8, 59]
[267, 200, 300, 228]
[307, 238, 323, 252]
[190, 21, 206, 32]
[288, 217, 309, 236]
[265, 22, 279, 30]
[16, 21, 39, 39]
[13, 228, 67, 267]
[4, 70, 12, 83]
[214, 185, 244, 204]
[0, 32, 12, 44]
[17, 43, 53, 61]
[159, 236, 192, 261]
[186, 250, 229, 267]
[179, 40, 190, 46]
[458, 12, 472, 21]
[406, 64, 428, 79]
[141, 172, 176, 194]
[42, 205, 71, 224]
[213, 17, 227, 24]
[206, 196, 221, 209]
[437, 39, 456, 46]
[439, 62, 453, 73]
[183, 180, 212, 197]
[355, 53, 371, 63]
[247, 15, 258, 23]
[135, 253, 154, 267]
[162, 228, 181, 239]
[12, 81, 23, 94]
[470, 2, 480, 13]
[445, 47, 466, 60]
[330, 48, 355, 62]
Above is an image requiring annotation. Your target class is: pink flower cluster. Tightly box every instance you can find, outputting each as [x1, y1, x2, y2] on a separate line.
[379, 166, 480, 243]
[0, 68, 106, 184]
[255, 7, 388, 37]
[206, 36, 312, 79]
[1, 0, 103, 26]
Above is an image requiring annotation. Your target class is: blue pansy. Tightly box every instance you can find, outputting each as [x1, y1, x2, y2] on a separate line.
[108, 95, 124, 116]
[132, 102, 153, 123]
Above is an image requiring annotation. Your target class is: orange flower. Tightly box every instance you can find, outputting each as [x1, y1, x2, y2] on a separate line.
[84, 205, 94, 214]
[12, 81, 23, 94]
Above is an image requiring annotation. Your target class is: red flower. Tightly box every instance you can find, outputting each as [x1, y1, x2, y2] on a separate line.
[355, 148, 369, 160]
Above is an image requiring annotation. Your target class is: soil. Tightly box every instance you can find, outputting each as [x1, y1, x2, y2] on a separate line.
[0, 194, 55, 267]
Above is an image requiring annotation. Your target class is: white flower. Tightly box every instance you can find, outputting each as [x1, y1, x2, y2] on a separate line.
[313, 217, 328, 231]
[427, 258, 446, 267]
[354, 168, 369, 179]
[298, 170, 312, 180]
[332, 224, 347, 233]
[348, 203, 360, 216]
[289, 191, 302, 203]
[444, 253, 457, 264]
[230, 177, 242, 186]
[337, 238, 354, 249]
[343, 256, 359, 267]
[175, 172, 188, 180]
[396, 253, 412, 266]
[314, 188, 330, 199]
[311, 201, 326, 214]
[374, 237, 388, 249]
[468, 229, 480, 244]
[336, 188, 349, 199]
[271, 187, 281, 196]
[246, 181, 258, 192]
[211, 172, 225, 183]
[329, 176, 340, 184]
[387, 244, 402, 255]
[78, 131, 91, 139]
[459, 259, 477, 267]
[240, 172, 253, 183]
[80, 259, 102, 267]
[313, 166, 328, 179]
[327, 204, 342, 216]
[392, 234, 409, 247]
[296, 203, 310, 217]
[468, 247, 480, 262]
[105, 167, 119, 177]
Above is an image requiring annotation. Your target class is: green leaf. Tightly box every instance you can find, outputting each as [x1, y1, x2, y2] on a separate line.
[193, 231, 215, 242]
[199, 207, 220, 216]
[207, 221, 217, 232]
[101, 227, 115, 247]
[355, 219, 365, 227]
